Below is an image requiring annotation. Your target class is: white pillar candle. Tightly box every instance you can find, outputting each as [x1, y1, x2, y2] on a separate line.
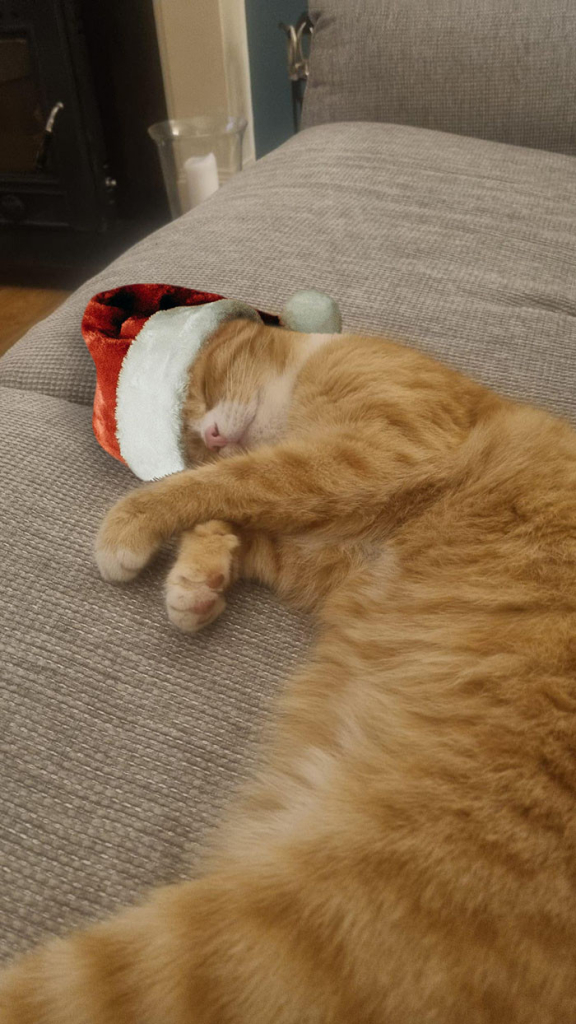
[184, 152, 219, 209]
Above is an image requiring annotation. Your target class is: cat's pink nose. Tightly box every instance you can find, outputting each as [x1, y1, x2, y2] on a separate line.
[204, 423, 228, 450]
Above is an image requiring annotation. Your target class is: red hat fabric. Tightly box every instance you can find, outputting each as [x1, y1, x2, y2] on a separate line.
[82, 284, 226, 464]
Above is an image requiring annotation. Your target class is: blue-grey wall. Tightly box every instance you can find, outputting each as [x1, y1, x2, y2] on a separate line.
[245, 0, 308, 158]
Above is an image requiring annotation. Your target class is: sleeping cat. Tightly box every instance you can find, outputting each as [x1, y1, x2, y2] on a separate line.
[3, 317, 576, 1022]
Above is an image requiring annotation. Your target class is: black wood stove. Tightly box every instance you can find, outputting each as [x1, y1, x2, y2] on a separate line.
[0, 0, 168, 281]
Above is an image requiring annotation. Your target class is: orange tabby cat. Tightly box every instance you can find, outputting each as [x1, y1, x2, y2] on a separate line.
[2, 318, 576, 1023]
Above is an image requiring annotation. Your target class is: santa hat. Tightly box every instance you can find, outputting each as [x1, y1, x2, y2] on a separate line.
[82, 283, 341, 482]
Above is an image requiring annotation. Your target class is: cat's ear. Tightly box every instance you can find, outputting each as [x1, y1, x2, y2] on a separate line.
[209, 299, 263, 327]
[280, 290, 342, 334]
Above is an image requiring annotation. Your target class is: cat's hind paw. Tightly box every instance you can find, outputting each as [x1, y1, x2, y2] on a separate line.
[165, 577, 227, 632]
[165, 521, 240, 633]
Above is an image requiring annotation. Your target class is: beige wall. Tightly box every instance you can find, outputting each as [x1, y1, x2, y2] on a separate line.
[153, 0, 255, 165]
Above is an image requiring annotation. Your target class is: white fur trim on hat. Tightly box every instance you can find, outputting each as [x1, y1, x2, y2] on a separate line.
[115, 300, 261, 481]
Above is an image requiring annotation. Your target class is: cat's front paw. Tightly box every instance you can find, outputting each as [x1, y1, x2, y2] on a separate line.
[95, 493, 161, 583]
[165, 521, 240, 632]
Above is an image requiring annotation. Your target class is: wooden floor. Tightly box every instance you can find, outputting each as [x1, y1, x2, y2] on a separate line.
[0, 287, 71, 358]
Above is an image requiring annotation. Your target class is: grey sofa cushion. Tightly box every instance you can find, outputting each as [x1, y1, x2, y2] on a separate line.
[303, 0, 576, 156]
[0, 385, 310, 958]
[1, 121, 576, 957]
[2, 123, 575, 418]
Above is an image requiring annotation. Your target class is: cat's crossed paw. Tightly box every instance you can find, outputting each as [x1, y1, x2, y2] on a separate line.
[165, 521, 240, 633]
[95, 493, 161, 583]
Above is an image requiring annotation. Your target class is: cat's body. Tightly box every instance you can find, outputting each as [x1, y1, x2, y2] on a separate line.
[3, 321, 576, 1022]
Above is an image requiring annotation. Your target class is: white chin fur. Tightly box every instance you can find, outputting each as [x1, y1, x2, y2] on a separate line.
[200, 398, 257, 447]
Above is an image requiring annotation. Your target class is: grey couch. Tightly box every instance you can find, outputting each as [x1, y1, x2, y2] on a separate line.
[1, 0, 575, 961]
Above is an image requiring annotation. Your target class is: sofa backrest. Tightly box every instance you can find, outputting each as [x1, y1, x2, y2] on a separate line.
[302, 0, 575, 156]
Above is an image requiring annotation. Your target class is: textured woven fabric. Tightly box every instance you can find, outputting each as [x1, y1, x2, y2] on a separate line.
[1, 121, 576, 957]
[2, 123, 576, 418]
[0, 386, 311, 958]
[303, 0, 576, 156]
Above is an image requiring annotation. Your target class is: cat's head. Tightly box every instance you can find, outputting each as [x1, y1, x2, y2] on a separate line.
[181, 318, 299, 465]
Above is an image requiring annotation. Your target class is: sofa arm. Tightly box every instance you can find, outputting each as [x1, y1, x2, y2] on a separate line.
[303, 0, 575, 156]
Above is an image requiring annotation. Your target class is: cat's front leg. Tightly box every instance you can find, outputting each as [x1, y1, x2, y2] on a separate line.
[95, 431, 410, 585]
[95, 428, 435, 590]
[94, 483, 163, 583]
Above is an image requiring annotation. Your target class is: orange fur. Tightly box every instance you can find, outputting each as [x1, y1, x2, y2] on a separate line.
[3, 320, 576, 1022]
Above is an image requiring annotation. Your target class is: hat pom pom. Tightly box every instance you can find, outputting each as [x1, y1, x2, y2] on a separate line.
[280, 290, 342, 334]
